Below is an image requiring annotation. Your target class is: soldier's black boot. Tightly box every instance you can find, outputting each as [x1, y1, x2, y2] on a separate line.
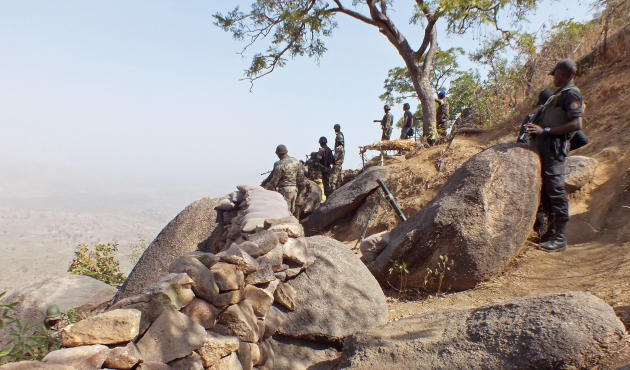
[540, 234, 567, 252]
[540, 220, 567, 252]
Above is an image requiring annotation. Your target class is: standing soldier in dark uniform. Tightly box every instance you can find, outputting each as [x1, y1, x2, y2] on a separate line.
[435, 91, 449, 137]
[330, 124, 345, 190]
[373, 105, 393, 141]
[318, 136, 335, 197]
[525, 59, 583, 252]
[400, 103, 414, 139]
[263, 144, 305, 216]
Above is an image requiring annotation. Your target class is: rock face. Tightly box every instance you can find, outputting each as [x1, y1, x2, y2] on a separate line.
[114, 197, 221, 302]
[0, 273, 116, 332]
[278, 236, 387, 341]
[42, 344, 110, 369]
[136, 308, 208, 363]
[565, 155, 597, 193]
[371, 143, 541, 291]
[296, 179, 323, 217]
[338, 292, 627, 369]
[304, 166, 388, 236]
[60, 309, 141, 346]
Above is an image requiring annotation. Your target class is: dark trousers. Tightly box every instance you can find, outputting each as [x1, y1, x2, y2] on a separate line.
[537, 136, 569, 234]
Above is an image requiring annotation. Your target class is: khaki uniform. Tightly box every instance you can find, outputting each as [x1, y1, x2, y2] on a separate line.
[264, 156, 305, 215]
[436, 99, 449, 136]
[380, 112, 393, 140]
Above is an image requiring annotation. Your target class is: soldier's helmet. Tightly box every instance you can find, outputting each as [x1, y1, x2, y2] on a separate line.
[319, 136, 327, 144]
[275, 145, 288, 155]
[45, 304, 61, 321]
[438, 91, 446, 98]
[333, 124, 341, 131]
[384, 105, 391, 111]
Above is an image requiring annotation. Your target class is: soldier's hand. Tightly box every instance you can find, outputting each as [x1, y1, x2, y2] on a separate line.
[524, 123, 544, 135]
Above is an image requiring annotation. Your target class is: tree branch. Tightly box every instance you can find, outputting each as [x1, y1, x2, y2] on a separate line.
[327, 0, 376, 25]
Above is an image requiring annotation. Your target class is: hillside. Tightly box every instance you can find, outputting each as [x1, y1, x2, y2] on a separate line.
[333, 25, 630, 347]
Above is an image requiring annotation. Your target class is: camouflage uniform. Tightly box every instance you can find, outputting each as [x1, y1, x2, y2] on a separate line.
[264, 156, 305, 215]
[381, 112, 393, 140]
[305, 153, 326, 202]
[330, 131, 345, 190]
[436, 99, 450, 136]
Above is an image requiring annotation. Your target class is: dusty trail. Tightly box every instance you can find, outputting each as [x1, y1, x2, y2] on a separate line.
[339, 57, 630, 335]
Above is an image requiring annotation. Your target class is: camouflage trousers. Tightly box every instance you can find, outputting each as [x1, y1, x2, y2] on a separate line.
[330, 146, 344, 191]
[330, 164, 343, 191]
[278, 186, 298, 215]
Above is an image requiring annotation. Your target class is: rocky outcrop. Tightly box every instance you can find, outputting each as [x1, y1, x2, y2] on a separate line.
[370, 143, 541, 291]
[278, 235, 387, 342]
[565, 155, 598, 193]
[114, 197, 222, 302]
[296, 179, 323, 217]
[60, 309, 141, 347]
[359, 231, 390, 266]
[338, 292, 627, 369]
[304, 166, 388, 235]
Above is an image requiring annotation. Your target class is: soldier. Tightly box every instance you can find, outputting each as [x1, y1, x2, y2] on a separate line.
[524, 58, 583, 252]
[305, 151, 326, 202]
[262, 144, 305, 216]
[318, 136, 335, 197]
[435, 91, 449, 137]
[373, 105, 393, 141]
[400, 103, 414, 139]
[330, 124, 345, 190]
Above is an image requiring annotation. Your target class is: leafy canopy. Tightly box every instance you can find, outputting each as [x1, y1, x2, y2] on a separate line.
[214, 0, 537, 84]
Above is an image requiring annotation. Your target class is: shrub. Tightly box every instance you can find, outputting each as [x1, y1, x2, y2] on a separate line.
[0, 291, 60, 364]
[68, 243, 126, 286]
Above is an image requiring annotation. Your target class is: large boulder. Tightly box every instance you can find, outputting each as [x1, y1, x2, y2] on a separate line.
[303, 166, 388, 236]
[565, 155, 597, 193]
[276, 235, 387, 341]
[370, 143, 541, 291]
[338, 292, 627, 369]
[0, 273, 116, 334]
[114, 197, 221, 302]
[296, 179, 323, 217]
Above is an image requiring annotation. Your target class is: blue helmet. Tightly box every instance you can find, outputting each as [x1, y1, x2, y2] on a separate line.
[438, 91, 446, 99]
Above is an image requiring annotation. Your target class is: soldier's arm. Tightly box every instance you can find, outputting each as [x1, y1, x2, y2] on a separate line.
[263, 163, 281, 190]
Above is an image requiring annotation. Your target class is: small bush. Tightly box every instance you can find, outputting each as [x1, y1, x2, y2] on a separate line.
[0, 291, 60, 364]
[68, 243, 126, 286]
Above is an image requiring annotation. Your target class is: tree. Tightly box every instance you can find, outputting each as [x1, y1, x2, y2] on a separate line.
[380, 47, 464, 105]
[214, 1, 537, 138]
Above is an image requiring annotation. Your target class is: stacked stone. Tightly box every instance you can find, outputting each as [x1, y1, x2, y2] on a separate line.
[8, 186, 315, 370]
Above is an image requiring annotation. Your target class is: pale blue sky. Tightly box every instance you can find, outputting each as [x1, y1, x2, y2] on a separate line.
[0, 0, 594, 205]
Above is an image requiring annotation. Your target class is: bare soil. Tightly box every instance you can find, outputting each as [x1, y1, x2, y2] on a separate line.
[339, 56, 630, 357]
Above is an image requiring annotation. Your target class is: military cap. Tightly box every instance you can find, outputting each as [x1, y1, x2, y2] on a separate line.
[275, 144, 288, 155]
[549, 59, 577, 76]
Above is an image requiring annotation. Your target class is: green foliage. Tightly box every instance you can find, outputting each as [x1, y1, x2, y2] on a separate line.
[388, 259, 410, 295]
[214, 1, 538, 86]
[380, 47, 464, 105]
[0, 292, 60, 364]
[68, 243, 126, 286]
[213, 1, 336, 83]
[424, 254, 454, 295]
[542, 19, 588, 59]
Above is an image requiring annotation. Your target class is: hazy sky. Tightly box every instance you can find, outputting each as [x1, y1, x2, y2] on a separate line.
[0, 0, 594, 205]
